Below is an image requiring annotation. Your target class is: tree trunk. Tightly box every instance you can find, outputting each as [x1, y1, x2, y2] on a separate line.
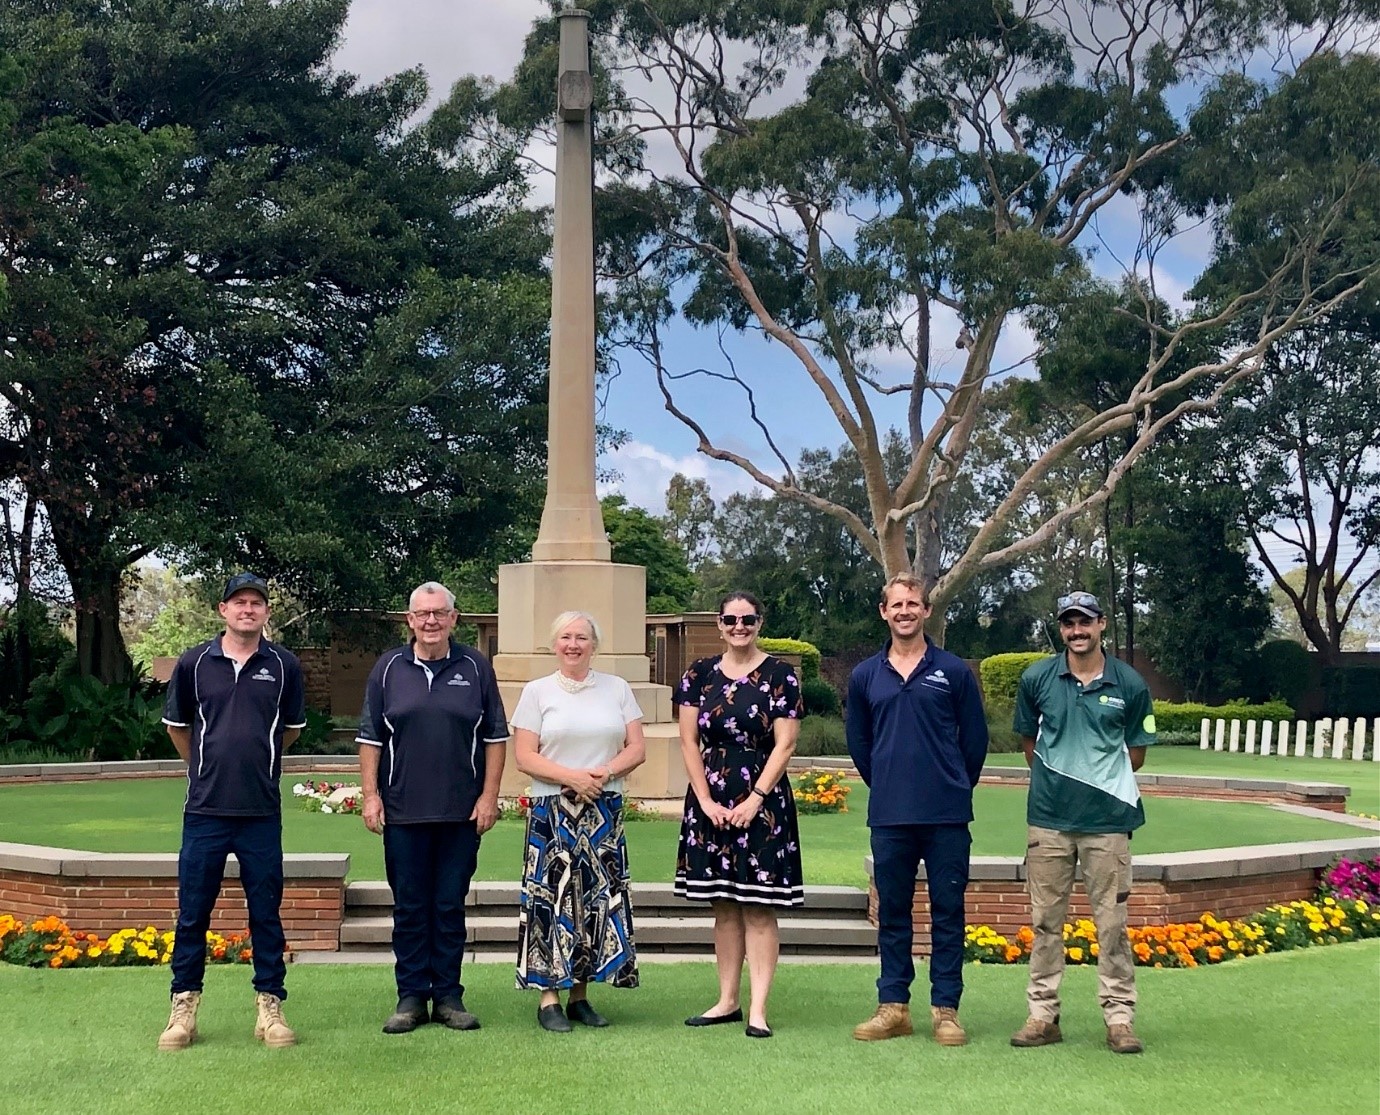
[46, 506, 135, 685]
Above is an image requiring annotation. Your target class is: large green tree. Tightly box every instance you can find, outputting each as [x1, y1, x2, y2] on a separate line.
[0, 0, 550, 681]
[1215, 306, 1380, 663]
[504, 0, 1380, 638]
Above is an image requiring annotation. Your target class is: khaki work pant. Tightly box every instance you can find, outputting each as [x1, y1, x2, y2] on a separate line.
[1024, 826, 1136, 1026]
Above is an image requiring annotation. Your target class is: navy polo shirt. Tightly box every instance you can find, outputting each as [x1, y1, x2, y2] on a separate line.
[162, 635, 307, 817]
[356, 641, 509, 824]
[846, 638, 989, 826]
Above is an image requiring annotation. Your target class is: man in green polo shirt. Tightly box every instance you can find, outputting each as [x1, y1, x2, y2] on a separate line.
[1010, 591, 1155, 1055]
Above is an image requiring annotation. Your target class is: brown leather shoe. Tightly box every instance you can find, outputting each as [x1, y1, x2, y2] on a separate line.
[1010, 1016, 1063, 1047]
[852, 1002, 913, 1041]
[1106, 1022, 1144, 1054]
[931, 1006, 968, 1046]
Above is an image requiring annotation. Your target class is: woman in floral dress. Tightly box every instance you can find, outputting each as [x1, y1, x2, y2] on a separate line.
[674, 591, 804, 1038]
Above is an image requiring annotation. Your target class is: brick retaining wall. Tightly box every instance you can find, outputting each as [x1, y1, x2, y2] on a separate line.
[0, 844, 348, 951]
[866, 837, 1380, 955]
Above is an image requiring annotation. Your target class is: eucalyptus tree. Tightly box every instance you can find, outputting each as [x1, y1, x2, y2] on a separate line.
[505, 0, 1380, 636]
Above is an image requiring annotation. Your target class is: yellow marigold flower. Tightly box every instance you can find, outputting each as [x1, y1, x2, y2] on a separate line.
[1067, 947, 1084, 962]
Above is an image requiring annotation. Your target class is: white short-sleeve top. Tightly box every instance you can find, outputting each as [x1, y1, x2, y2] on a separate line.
[509, 671, 645, 797]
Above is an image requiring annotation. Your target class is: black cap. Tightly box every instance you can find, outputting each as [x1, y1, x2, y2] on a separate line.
[222, 572, 270, 603]
[1056, 591, 1103, 619]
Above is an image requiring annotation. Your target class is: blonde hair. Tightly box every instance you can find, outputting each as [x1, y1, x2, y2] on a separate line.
[880, 573, 931, 607]
[548, 610, 601, 649]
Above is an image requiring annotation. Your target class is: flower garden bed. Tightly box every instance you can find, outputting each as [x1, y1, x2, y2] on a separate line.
[0, 913, 262, 969]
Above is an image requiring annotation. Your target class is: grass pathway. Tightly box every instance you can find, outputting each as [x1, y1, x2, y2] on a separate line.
[0, 943, 1375, 1114]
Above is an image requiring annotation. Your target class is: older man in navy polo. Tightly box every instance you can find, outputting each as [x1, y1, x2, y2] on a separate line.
[847, 573, 989, 1046]
[159, 572, 306, 1051]
[357, 581, 509, 1034]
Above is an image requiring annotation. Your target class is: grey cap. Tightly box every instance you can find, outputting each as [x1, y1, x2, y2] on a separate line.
[1056, 591, 1103, 619]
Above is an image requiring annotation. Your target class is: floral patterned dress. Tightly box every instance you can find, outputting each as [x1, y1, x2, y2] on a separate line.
[673, 655, 805, 907]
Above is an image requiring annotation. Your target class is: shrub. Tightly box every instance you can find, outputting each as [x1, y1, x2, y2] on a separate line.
[979, 652, 1051, 705]
[1153, 699, 1295, 734]
[758, 637, 821, 682]
[289, 707, 340, 755]
[11, 669, 168, 761]
[983, 699, 1024, 754]
[800, 676, 840, 716]
[1322, 665, 1380, 718]
[1249, 639, 1311, 707]
[795, 714, 848, 757]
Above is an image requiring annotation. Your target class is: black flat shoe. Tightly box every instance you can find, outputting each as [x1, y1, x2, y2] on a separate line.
[538, 1004, 572, 1033]
[382, 995, 429, 1034]
[745, 1024, 773, 1039]
[684, 1008, 743, 1027]
[566, 999, 609, 1028]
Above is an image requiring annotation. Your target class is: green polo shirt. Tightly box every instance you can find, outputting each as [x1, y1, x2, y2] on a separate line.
[1013, 653, 1156, 833]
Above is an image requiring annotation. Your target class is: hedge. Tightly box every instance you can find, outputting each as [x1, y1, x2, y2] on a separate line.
[758, 637, 821, 682]
[979, 652, 1051, 704]
[1152, 700, 1296, 733]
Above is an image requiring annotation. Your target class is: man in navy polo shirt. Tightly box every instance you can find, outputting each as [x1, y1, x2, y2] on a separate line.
[1010, 591, 1155, 1055]
[847, 573, 988, 1045]
[159, 572, 306, 1051]
[357, 581, 509, 1034]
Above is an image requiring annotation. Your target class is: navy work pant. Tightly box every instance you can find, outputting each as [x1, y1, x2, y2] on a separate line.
[871, 823, 971, 1008]
[171, 812, 288, 999]
[384, 821, 481, 1004]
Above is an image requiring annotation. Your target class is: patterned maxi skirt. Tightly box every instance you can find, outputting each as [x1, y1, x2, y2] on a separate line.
[516, 792, 640, 990]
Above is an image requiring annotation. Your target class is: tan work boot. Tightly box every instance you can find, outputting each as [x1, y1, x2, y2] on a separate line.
[254, 992, 298, 1047]
[158, 990, 201, 1051]
[852, 1002, 913, 1041]
[1010, 1015, 1062, 1047]
[1106, 1022, 1144, 1054]
[931, 1006, 968, 1046]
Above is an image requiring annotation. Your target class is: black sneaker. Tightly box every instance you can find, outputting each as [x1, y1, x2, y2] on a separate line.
[432, 997, 481, 1031]
[382, 995, 430, 1034]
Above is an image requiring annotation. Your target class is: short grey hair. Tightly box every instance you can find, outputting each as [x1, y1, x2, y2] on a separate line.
[549, 610, 601, 649]
[409, 581, 456, 611]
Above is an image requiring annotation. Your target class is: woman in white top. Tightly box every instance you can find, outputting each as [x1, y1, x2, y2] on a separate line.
[511, 610, 647, 1032]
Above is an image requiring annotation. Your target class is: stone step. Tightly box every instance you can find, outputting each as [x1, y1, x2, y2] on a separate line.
[345, 880, 869, 916]
[339, 914, 876, 954]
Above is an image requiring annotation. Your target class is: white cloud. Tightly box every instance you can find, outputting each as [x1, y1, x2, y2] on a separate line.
[598, 440, 767, 513]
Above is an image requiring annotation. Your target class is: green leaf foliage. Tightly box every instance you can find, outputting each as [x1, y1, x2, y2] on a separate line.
[979, 652, 1052, 705]
[1153, 700, 1296, 735]
[757, 637, 821, 682]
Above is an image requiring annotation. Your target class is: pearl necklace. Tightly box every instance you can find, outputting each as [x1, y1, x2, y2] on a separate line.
[554, 670, 597, 694]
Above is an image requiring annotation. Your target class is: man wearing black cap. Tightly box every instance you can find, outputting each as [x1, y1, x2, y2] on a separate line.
[158, 573, 306, 1051]
[1010, 591, 1156, 1055]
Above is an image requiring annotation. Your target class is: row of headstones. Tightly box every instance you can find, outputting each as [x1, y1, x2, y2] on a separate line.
[1199, 717, 1380, 761]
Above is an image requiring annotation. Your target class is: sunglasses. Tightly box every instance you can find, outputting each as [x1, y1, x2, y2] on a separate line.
[719, 614, 760, 628]
[1056, 592, 1099, 613]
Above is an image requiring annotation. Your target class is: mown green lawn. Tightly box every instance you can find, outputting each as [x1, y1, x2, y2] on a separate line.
[986, 745, 1380, 817]
[0, 943, 1375, 1114]
[0, 761, 1367, 888]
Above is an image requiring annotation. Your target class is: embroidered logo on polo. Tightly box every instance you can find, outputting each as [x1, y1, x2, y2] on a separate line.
[1099, 694, 1126, 709]
[447, 676, 471, 687]
[923, 669, 949, 686]
[251, 668, 277, 683]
